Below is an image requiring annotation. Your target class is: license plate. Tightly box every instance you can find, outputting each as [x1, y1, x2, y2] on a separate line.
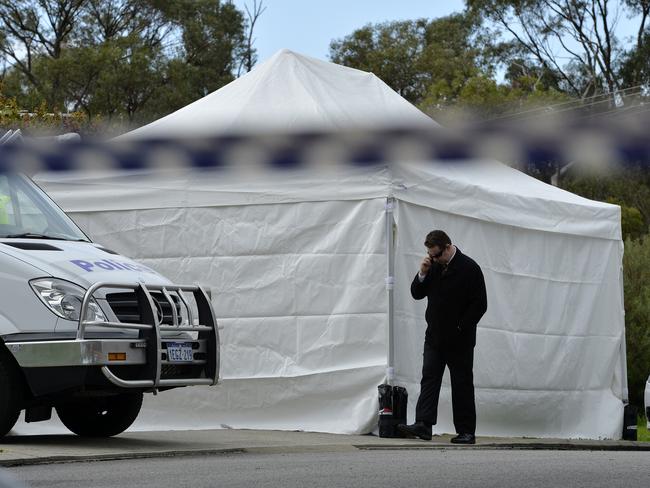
[166, 342, 193, 363]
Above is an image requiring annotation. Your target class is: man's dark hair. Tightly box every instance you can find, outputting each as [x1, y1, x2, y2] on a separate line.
[424, 230, 451, 249]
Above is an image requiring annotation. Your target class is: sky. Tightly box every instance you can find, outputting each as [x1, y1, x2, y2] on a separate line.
[230, 0, 467, 65]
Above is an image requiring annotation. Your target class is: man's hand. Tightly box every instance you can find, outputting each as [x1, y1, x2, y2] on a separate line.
[420, 255, 432, 275]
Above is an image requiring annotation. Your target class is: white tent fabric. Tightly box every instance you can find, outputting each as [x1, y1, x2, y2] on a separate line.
[392, 162, 625, 438]
[22, 50, 625, 439]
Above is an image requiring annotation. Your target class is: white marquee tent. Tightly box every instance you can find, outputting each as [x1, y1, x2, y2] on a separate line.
[30, 50, 626, 439]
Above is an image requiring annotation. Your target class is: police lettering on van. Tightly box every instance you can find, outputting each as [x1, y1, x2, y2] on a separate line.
[70, 259, 160, 274]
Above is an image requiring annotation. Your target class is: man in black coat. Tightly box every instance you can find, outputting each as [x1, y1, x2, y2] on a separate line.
[398, 230, 487, 444]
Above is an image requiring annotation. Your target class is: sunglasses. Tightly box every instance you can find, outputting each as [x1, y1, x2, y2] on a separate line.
[428, 247, 445, 259]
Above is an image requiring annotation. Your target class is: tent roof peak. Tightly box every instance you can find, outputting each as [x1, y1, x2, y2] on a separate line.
[120, 49, 437, 139]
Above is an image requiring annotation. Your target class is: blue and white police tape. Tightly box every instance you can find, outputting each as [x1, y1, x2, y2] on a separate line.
[1, 123, 649, 173]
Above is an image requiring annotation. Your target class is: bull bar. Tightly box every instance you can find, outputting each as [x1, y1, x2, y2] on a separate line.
[80, 282, 220, 389]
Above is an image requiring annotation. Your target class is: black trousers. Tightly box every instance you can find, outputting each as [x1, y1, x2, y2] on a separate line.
[415, 342, 476, 435]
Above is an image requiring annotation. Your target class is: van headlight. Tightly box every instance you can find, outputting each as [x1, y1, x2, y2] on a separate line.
[30, 278, 107, 322]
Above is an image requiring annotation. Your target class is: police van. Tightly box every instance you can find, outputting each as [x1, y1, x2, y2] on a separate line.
[0, 170, 219, 438]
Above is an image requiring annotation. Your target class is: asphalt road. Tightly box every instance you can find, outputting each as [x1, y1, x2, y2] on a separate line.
[3, 449, 649, 488]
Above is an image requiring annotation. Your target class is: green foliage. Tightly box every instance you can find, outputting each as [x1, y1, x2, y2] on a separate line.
[329, 14, 571, 124]
[421, 72, 569, 122]
[329, 19, 432, 105]
[561, 169, 650, 237]
[0, 88, 88, 134]
[151, 0, 245, 109]
[638, 415, 650, 442]
[623, 237, 650, 409]
[607, 197, 646, 241]
[329, 13, 507, 110]
[0, 0, 252, 132]
[465, 0, 635, 98]
[619, 29, 650, 89]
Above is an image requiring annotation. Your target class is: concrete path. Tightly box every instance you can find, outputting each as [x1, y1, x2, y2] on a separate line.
[1, 429, 649, 467]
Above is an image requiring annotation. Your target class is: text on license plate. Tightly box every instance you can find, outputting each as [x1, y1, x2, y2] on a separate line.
[167, 342, 193, 362]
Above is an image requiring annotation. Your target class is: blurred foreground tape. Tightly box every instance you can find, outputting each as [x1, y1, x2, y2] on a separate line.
[1, 120, 649, 174]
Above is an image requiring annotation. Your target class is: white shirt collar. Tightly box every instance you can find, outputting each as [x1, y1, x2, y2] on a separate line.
[446, 245, 457, 265]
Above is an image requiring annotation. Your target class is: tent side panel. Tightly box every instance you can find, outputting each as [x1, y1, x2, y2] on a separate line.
[393, 200, 625, 439]
[13, 198, 390, 435]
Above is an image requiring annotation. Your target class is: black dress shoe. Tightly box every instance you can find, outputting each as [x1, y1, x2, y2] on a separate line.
[450, 433, 475, 444]
[397, 422, 432, 441]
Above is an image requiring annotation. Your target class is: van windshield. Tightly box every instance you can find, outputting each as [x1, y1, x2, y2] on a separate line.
[0, 173, 90, 241]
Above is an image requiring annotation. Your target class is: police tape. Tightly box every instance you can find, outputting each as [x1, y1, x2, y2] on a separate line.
[1, 122, 649, 173]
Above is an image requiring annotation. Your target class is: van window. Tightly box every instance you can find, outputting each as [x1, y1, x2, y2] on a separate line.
[0, 173, 89, 241]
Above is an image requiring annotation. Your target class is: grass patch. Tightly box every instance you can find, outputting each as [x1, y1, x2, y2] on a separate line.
[638, 416, 650, 442]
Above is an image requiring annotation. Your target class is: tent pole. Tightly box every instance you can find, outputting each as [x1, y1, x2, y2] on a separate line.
[385, 197, 396, 385]
[618, 248, 629, 403]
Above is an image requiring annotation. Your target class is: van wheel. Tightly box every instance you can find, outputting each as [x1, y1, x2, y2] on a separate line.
[56, 392, 143, 437]
[0, 353, 23, 438]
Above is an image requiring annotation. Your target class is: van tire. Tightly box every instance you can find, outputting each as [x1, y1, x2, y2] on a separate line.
[0, 353, 22, 438]
[56, 392, 143, 437]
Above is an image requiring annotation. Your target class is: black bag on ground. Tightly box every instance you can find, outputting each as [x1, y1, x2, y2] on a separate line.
[622, 404, 638, 441]
[377, 384, 408, 438]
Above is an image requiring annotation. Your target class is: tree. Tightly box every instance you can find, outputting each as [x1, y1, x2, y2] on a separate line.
[238, 0, 266, 76]
[466, 0, 650, 102]
[0, 0, 257, 129]
[78, 0, 168, 45]
[158, 0, 247, 101]
[416, 12, 498, 115]
[561, 167, 650, 232]
[619, 28, 650, 92]
[329, 14, 505, 109]
[330, 19, 433, 105]
[0, 0, 87, 107]
[0, 0, 170, 122]
[329, 14, 569, 124]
